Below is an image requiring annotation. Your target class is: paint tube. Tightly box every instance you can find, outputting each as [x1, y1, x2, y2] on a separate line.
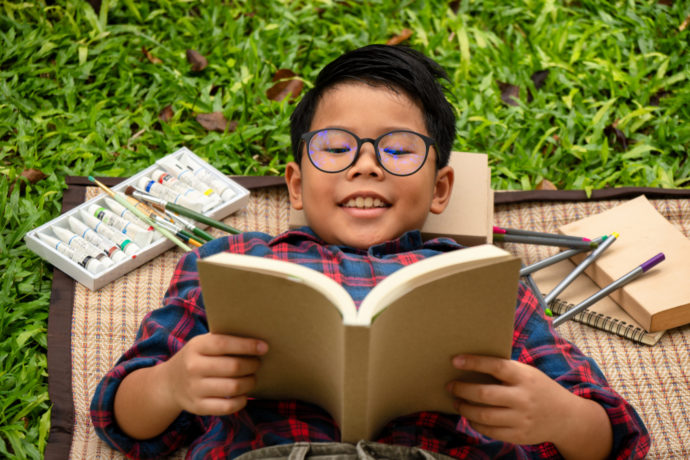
[80, 209, 141, 256]
[52, 226, 114, 268]
[157, 159, 223, 204]
[178, 154, 237, 201]
[68, 216, 128, 263]
[88, 204, 153, 246]
[150, 169, 218, 211]
[38, 232, 104, 274]
[104, 197, 154, 231]
[137, 175, 205, 212]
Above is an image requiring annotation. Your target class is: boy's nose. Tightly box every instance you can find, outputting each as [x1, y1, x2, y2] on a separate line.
[348, 141, 384, 178]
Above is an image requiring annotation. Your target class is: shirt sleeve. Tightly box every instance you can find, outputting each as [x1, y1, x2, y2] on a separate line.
[90, 243, 215, 458]
[513, 282, 651, 459]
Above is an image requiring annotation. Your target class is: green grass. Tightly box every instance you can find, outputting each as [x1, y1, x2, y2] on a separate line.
[1, 0, 688, 457]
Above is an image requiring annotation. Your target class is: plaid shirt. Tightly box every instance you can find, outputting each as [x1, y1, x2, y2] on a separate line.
[91, 228, 650, 459]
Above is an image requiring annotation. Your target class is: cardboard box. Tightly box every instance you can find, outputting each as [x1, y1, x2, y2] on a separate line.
[25, 147, 250, 290]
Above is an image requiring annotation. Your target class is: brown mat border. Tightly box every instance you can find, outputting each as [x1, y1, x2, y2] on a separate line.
[45, 177, 690, 459]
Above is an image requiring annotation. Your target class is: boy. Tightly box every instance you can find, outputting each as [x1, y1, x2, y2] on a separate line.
[91, 45, 649, 459]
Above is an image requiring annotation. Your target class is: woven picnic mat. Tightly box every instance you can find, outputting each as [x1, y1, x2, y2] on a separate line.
[46, 180, 690, 459]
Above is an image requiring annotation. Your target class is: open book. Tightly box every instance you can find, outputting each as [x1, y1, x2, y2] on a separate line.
[197, 244, 520, 441]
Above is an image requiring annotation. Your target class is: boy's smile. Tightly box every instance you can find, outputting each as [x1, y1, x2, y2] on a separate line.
[285, 82, 453, 249]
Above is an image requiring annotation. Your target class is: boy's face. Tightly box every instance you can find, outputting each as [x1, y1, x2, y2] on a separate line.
[285, 82, 453, 249]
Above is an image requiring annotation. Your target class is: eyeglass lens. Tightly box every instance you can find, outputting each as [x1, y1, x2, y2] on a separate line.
[308, 130, 427, 175]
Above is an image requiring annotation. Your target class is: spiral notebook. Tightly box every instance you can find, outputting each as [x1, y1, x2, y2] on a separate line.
[532, 259, 665, 346]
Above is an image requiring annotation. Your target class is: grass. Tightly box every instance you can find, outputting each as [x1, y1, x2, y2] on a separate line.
[1, 0, 688, 457]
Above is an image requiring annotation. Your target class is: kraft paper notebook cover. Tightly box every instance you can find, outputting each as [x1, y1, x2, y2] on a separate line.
[531, 259, 666, 345]
[198, 244, 520, 442]
[288, 152, 493, 246]
[559, 195, 690, 332]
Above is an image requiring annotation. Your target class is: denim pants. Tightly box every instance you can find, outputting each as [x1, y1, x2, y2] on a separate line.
[234, 441, 455, 460]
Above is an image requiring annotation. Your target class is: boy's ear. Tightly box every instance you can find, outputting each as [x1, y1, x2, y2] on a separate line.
[429, 166, 454, 215]
[285, 161, 304, 210]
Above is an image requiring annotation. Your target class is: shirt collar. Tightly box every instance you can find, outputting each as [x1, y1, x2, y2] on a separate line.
[270, 227, 461, 256]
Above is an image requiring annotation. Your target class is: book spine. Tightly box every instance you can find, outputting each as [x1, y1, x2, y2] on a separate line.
[549, 298, 657, 346]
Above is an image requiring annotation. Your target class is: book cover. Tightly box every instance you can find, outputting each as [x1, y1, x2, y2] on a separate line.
[559, 195, 690, 332]
[288, 152, 493, 246]
[197, 244, 520, 441]
[531, 259, 665, 345]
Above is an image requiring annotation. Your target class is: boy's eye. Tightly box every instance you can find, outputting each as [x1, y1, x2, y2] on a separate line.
[382, 147, 414, 156]
[325, 147, 352, 155]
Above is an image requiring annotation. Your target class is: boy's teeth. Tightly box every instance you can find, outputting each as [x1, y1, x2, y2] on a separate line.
[344, 197, 386, 208]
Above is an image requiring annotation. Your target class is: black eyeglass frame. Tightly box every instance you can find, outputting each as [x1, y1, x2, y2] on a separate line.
[300, 128, 437, 177]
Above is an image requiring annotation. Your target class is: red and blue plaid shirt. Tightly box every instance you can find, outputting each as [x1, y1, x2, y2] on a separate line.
[91, 228, 650, 459]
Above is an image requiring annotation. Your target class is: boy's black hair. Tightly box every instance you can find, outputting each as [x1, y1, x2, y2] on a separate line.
[290, 44, 456, 169]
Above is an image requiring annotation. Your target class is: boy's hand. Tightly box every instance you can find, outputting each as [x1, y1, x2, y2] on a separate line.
[446, 354, 574, 445]
[162, 333, 268, 416]
[446, 355, 612, 459]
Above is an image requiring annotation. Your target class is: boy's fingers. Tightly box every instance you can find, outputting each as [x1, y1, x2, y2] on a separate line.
[448, 381, 517, 407]
[451, 354, 521, 384]
[202, 375, 258, 399]
[455, 400, 515, 428]
[198, 355, 262, 378]
[195, 333, 269, 356]
[196, 395, 249, 416]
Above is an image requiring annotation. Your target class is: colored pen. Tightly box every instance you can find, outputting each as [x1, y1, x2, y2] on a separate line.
[544, 232, 619, 306]
[493, 226, 591, 243]
[125, 186, 241, 235]
[520, 236, 607, 276]
[88, 176, 192, 252]
[521, 264, 553, 317]
[553, 253, 665, 327]
[493, 233, 596, 250]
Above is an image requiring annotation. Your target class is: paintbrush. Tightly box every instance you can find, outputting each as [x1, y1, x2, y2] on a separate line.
[152, 215, 204, 248]
[87, 176, 192, 252]
[125, 186, 240, 235]
[163, 208, 214, 242]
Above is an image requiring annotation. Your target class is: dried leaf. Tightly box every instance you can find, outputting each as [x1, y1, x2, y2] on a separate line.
[531, 70, 549, 90]
[266, 69, 304, 102]
[536, 179, 558, 191]
[604, 123, 628, 151]
[680, 14, 690, 31]
[650, 89, 670, 106]
[386, 28, 413, 45]
[87, 0, 102, 13]
[186, 49, 208, 71]
[142, 46, 163, 64]
[272, 69, 297, 81]
[449, 0, 461, 13]
[21, 169, 47, 184]
[159, 105, 174, 122]
[658, 0, 672, 5]
[196, 112, 237, 132]
[541, 134, 560, 156]
[496, 81, 520, 106]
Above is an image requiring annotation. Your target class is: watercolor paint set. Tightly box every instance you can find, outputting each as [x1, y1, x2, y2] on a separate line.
[25, 147, 250, 290]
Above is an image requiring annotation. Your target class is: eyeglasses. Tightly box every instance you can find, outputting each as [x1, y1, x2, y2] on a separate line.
[300, 128, 436, 176]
